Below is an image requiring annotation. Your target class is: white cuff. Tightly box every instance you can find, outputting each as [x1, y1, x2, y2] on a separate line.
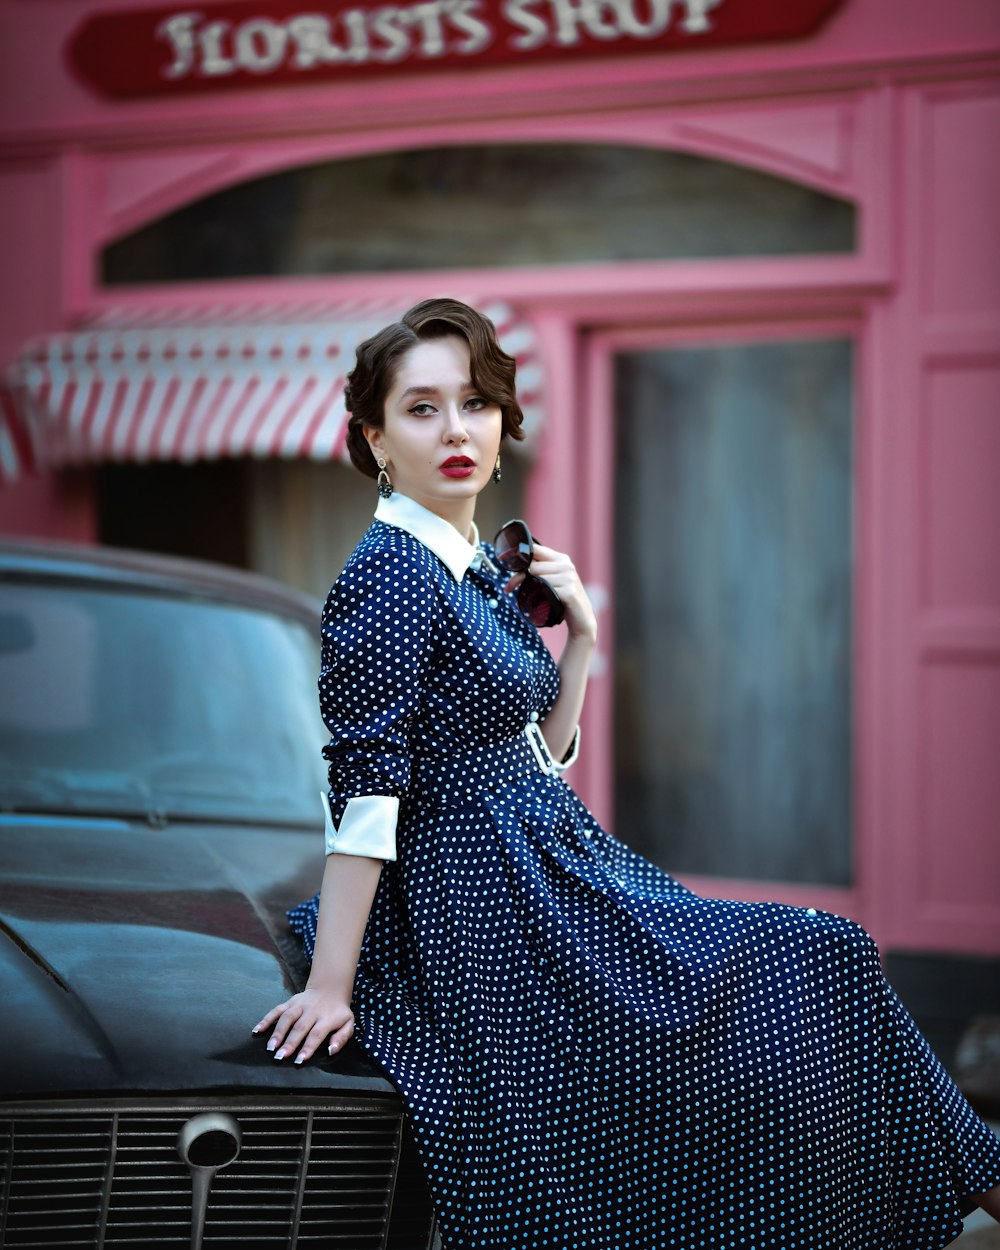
[322, 792, 398, 861]
[553, 726, 581, 774]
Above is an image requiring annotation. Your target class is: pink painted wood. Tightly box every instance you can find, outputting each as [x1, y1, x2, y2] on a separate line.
[878, 82, 1000, 955]
[1, 0, 997, 148]
[0, 0, 997, 955]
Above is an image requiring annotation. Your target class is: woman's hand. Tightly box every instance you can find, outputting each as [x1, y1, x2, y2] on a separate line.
[506, 542, 597, 764]
[256, 852, 381, 1065]
[506, 542, 598, 644]
[252, 986, 355, 1065]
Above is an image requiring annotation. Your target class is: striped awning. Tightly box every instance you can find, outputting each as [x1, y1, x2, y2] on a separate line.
[0, 302, 542, 484]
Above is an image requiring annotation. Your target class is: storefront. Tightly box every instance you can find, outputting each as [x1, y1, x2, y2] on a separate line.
[1, 0, 998, 980]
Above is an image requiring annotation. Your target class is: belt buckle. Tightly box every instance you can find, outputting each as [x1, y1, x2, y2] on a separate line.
[524, 721, 557, 776]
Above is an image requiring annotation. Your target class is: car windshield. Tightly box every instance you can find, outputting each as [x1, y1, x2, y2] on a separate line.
[0, 579, 327, 824]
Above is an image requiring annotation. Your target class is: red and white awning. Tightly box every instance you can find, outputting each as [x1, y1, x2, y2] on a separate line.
[0, 302, 542, 483]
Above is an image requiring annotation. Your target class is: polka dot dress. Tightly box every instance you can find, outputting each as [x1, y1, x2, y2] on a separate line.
[289, 519, 1000, 1250]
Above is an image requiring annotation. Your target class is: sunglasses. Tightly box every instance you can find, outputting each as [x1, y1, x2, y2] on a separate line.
[493, 519, 565, 628]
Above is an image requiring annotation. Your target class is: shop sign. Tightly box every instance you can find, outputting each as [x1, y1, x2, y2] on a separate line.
[69, 0, 847, 98]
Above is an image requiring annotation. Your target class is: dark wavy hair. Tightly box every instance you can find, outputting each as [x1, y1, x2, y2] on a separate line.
[344, 298, 526, 479]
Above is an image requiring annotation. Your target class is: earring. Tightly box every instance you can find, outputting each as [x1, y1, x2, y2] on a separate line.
[492, 455, 502, 484]
[376, 456, 393, 499]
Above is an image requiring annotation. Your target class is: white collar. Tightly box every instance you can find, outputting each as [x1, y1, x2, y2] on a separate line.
[374, 492, 485, 581]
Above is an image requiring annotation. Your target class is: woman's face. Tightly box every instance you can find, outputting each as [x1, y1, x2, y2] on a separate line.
[366, 335, 503, 522]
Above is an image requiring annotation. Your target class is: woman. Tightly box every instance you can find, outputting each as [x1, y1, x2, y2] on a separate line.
[255, 298, 1000, 1249]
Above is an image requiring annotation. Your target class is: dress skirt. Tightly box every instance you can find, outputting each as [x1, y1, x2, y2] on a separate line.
[289, 516, 1000, 1249]
[289, 733, 1000, 1250]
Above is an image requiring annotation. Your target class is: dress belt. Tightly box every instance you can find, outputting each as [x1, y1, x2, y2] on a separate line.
[409, 724, 559, 804]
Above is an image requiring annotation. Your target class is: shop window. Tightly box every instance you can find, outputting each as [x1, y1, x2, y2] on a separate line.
[613, 337, 853, 887]
[95, 454, 525, 599]
[97, 460, 251, 569]
[247, 455, 525, 599]
[102, 144, 855, 283]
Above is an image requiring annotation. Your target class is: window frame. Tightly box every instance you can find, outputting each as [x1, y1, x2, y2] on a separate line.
[560, 305, 875, 928]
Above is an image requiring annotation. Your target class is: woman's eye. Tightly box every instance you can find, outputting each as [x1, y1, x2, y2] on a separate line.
[465, 397, 488, 411]
[408, 402, 436, 417]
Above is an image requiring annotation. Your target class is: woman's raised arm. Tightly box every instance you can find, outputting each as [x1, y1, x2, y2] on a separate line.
[507, 541, 597, 765]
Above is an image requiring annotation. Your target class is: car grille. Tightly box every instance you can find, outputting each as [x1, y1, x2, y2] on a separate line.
[0, 1097, 435, 1249]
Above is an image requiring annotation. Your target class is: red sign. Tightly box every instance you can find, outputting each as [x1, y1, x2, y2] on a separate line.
[69, 0, 847, 99]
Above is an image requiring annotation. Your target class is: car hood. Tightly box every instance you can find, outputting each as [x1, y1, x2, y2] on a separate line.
[0, 814, 392, 1098]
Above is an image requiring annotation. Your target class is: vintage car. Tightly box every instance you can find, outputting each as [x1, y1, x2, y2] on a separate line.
[0, 540, 435, 1249]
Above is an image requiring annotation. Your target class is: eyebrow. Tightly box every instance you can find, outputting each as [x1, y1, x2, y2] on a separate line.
[398, 382, 475, 399]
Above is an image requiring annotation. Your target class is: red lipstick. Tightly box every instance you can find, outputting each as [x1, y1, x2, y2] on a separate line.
[440, 456, 476, 478]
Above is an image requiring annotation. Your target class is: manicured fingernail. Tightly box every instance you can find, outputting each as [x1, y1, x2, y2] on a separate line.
[266, 1039, 276, 1052]
[251, 1026, 260, 1035]
[274, 1048, 286, 1061]
[294, 1055, 305, 1065]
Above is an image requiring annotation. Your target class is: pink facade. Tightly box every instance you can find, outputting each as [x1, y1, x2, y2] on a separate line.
[1, 0, 998, 957]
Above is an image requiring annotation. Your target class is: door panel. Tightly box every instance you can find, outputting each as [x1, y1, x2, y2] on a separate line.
[612, 337, 854, 886]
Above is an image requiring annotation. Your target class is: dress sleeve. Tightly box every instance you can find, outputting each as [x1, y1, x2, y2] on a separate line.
[318, 545, 437, 861]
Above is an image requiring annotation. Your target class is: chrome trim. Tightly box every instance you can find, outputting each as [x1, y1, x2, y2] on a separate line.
[0, 1095, 434, 1249]
[177, 1112, 243, 1250]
